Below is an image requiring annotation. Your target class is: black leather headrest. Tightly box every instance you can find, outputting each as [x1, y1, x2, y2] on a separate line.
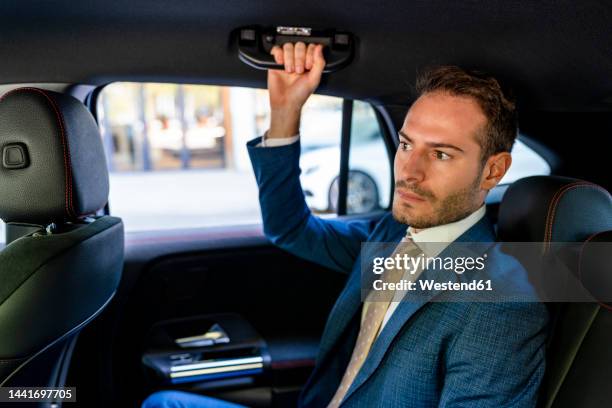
[498, 176, 612, 242]
[0, 88, 109, 224]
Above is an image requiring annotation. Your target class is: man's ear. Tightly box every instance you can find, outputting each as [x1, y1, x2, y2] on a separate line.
[480, 152, 512, 191]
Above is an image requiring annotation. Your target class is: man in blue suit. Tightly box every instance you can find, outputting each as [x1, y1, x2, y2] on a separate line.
[143, 43, 548, 407]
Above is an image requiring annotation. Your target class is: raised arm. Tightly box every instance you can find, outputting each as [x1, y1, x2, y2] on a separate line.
[247, 42, 375, 273]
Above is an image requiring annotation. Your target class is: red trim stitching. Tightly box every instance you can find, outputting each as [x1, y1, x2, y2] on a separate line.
[0, 87, 76, 219]
[544, 182, 586, 244]
[599, 303, 612, 312]
[543, 181, 612, 312]
[543, 182, 608, 249]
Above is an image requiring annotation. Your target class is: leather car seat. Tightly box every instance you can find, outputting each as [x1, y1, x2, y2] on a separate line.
[497, 175, 612, 408]
[0, 88, 124, 405]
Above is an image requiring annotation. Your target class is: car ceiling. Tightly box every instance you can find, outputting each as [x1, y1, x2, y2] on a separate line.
[0, 0, 611, 111]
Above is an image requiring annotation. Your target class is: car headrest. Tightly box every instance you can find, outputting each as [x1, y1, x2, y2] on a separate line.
[579, 230, 612, 309]
[0, 87, 109, 225]
[498, 176, 612, 242]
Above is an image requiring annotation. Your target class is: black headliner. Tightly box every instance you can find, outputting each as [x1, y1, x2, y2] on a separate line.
[1, 0, 611, 110]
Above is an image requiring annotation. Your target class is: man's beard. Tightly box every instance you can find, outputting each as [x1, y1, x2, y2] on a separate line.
[392, 175, 482, 229]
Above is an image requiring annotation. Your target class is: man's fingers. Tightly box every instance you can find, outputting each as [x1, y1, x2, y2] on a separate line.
[305, 43, 315, 70]
[282, 43, 294, 73]
[270, 45, 284, 65]
[307, 44, 326, 82]
[294, 42, 306, 74]
[273, 42, 322, 74]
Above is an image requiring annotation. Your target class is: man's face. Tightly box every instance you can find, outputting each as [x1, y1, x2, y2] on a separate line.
[392, 91, 489, 229]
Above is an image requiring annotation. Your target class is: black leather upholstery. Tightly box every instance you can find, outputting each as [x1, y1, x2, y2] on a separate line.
[0, 88, 109, 224]
[498, 175, 612, 408]
[0, 88, 123, 403]
[0, 217, 123, 349]
[498, 176, 612, 243]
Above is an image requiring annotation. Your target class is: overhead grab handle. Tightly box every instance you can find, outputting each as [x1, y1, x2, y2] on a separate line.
[236, 25, 354, 73]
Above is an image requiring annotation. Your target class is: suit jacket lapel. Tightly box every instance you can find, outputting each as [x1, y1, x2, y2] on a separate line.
[342, 215, 497, 403]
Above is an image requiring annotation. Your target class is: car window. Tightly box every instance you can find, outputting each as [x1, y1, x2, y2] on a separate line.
[299, 100, 393, 215]
[500, 138, 551, 184]
[96, 82, 388, 233]
[346, 101, 391, 214]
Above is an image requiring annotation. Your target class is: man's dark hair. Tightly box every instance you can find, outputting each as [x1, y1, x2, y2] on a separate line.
[415, 66, 518, 163]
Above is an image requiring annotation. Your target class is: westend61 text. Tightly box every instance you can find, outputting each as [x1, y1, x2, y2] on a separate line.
[373, 279, 493, 291]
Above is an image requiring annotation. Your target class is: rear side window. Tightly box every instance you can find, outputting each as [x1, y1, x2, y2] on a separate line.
[96, 82, 391, 233]
[500, 138, 551, 184]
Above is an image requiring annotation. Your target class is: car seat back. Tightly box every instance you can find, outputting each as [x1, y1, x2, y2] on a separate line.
[498, 176, 612, 408]
[0, 88, 124, 407]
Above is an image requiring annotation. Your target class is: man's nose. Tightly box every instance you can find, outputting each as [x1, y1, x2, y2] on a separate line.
[397, 150, 426, 183]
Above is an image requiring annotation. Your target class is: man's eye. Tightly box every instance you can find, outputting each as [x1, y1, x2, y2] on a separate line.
[399, 142, 412, 151]
[435, 151, 451, 160]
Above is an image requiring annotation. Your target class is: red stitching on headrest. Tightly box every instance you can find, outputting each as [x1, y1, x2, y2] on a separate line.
[0, 87, 77, 219]
[542, 182, 612, 311]
[543, 182, 609, 248]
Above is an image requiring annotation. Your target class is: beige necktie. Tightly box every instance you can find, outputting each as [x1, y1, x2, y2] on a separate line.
[327, 235, 422, 408]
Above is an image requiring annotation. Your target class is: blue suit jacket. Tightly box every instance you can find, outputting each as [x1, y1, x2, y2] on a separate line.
[247, 138, 549, 408]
